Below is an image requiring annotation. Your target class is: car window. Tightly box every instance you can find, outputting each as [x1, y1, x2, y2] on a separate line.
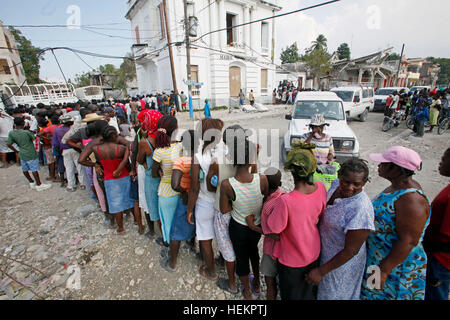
[375, 89, 395, 95]
[363, 89, 369, 98]
[331, 91, 353, 102]
[294, 100, 345, 120]
[369, 89, 374, 97]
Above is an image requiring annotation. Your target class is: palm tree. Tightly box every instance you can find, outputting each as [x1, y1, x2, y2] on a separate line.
[311, 34, 328, 51]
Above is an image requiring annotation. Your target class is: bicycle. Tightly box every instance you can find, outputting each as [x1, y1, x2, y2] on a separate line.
[438, 110, 450, 135]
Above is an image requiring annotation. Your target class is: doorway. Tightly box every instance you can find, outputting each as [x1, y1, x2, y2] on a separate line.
[229, 66, 241, 97]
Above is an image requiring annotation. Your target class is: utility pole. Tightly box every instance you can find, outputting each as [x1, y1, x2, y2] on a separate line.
[396, 43, 405, 87]
[163, 0, 178, 94]
[183, 0, 192, 101]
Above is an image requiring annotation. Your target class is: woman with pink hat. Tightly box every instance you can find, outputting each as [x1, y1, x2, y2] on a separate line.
[361, 146, 431, 300]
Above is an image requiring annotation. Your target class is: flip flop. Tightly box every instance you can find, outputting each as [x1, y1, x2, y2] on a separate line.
[216, 278, 238, 295]
[155, 237, 169, 247]
[160, 248, 169, 259]
[249, 274, 261, 295]
[117, 230, 126, 235]
[160, 256, 176, 273]
[198, 264, 218, 281]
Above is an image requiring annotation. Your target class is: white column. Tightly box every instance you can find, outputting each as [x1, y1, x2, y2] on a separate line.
[209, 0, 219, 47]
[243, 5, 250, 49]
[218, 0, 226, 48]
[250, 7, 258, 52]
[358, 69, 364, 84]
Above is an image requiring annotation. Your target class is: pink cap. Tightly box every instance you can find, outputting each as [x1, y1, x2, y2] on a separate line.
[370, 146, 422, 171]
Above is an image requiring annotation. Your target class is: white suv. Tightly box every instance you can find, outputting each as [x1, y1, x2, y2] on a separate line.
[283, 92, 360, 163]
[330, 86, 374, 121]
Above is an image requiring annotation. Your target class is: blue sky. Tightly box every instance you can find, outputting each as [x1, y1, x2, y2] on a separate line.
[1, 0, 133, 81]
[1, 0, 449, 82]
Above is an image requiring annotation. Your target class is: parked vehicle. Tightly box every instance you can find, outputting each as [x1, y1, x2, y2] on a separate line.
[410, 85, 431, 93]
[373, 87, 409, 112]
[283, 92, 360, 163]
[330, 85, 374, 121]
[382, 109, 405, 132]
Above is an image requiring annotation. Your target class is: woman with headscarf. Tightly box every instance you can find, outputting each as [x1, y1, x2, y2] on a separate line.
[266, 142, 327, 300]
[305, 159, 375, 300]
[137, 110, 163, 238]
[360, 146, 431, 300]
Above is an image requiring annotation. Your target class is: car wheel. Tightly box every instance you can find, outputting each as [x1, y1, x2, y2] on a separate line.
[359, 109, 369, 122]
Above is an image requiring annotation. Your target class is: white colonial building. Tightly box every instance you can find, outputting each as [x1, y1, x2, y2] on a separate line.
[125, 0, 282, 107]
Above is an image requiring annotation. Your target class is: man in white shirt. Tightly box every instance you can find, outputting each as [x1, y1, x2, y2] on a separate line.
[390, 91, 400, 111]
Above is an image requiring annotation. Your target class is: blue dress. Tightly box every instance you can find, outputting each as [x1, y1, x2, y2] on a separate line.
[361, 189, 431, 300]
[144, 138, 161, 222]
[204, 104, 211, 118]
[318, 179, 375, 300]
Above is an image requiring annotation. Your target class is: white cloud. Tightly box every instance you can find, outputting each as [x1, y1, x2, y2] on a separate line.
[275, 0, 450, 63]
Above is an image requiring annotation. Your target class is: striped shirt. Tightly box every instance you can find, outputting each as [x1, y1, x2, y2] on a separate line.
[153, 142, 183, 197]
[173, 156, 192, 193]
[300, 133, 335, 165]
[229, 174, 264, 226]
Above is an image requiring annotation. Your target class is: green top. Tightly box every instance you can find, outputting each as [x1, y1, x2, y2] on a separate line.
[8, 129, 38, 161]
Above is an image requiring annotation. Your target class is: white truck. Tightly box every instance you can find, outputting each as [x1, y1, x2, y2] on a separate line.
[330, 85, 374, 121]
[283, 91, 360, 163]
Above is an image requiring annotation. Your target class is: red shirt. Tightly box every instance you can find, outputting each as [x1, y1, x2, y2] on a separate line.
[425, 184, 450, 269]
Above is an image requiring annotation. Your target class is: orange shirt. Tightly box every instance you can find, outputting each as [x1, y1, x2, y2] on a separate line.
[173, 156, 192, 193]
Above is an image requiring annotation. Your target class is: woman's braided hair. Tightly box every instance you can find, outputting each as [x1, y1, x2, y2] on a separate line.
[338, 158, 370, 182]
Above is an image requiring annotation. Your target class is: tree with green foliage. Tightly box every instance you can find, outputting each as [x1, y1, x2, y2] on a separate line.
[387, 53, 401, 61]
[311, 34, 328, 52]
[429, 57, 450, 85]
[280, 42, 301, 64]
[303, 47, 332, 89]
[337, 43, 351, 60]
[8, 27, 44, 84]
[74, 55, 137, 92]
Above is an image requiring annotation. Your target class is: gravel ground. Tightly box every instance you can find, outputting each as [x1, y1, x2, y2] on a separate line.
[0, 105, 448, 300]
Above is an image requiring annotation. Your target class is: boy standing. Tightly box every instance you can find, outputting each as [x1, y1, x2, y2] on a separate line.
[7, 117, 52, 191]
[246, 168, 285, 300]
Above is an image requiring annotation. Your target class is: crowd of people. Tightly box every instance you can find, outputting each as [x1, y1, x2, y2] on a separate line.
[0, 96, 448, 301]
[384, 87, 449, 136]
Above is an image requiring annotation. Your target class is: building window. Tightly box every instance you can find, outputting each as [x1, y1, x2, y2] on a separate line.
[135, 26, 141, 44]
[0, 59, 11, 75]
[4, 34, 13, 53]
[190, 65, 199, 83]
[227, 13, 236, 45]
[261, 69, 268, 94]
[261, 22, 269, 54]
[13, 63, 19, 78]
[158, 4, 166, 40]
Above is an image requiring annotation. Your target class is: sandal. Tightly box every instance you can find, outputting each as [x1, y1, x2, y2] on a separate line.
[160, 256, 176, 273]
[216, 278, 238, 295]
[155, 237, 169, 247]
[249, 274, 261, 295]
[198, 264, 218, 281]
[66, 187, 76, 192]
[79, 185, 86, 190]
[117, 229, 126, 235]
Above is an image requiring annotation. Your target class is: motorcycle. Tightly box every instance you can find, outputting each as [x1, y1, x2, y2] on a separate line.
[382, 109, 405, 132]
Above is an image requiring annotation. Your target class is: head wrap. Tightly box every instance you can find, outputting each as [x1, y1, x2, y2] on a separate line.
[284, 142, 317, 178]
[139, 110, 163, 139]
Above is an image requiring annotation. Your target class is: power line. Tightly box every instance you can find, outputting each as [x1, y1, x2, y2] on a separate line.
[192, 0, 341, 43]
[197, 0, 217, 15]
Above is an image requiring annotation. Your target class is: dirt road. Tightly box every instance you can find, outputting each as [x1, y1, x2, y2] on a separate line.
[0, 106, 448, 300]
